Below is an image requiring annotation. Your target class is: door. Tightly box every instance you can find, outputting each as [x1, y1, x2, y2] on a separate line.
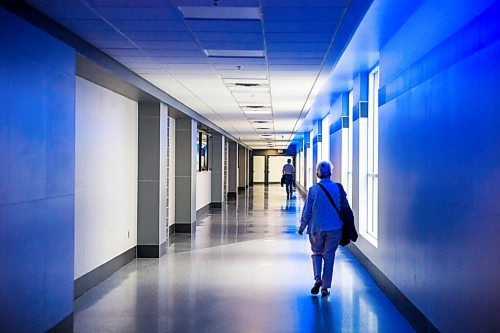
[268, 156, 290, 183]
[253, 155, 265, 183]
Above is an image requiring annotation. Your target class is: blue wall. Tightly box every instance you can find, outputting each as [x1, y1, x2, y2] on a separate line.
[354, 1, 500, 331]
[0, 9, 75, 331]
[297, 0, 500, 330]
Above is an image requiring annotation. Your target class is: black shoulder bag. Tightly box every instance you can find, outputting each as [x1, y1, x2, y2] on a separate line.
[317, 183, 355, 246]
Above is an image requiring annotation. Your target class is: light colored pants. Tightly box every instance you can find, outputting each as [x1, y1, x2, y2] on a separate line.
[309, 229, 342, 288]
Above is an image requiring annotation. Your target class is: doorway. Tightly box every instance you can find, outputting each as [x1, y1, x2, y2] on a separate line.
[268, 156, 290, 183]
[253, 155, 265, 183]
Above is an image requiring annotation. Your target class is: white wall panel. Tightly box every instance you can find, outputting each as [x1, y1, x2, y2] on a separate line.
[75, 77, 138, 279]
[196, 171, 212, 210]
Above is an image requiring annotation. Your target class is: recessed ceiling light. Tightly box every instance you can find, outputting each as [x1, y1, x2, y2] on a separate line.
[205, 50, 265, 58]
[244, 110, 272, 114]
[256, 127, 271, 130]
[245, 105, 265, 108]
[235, 83, 261, 87]
[179, 7, 261, 20]
[224, 78, 268, 85]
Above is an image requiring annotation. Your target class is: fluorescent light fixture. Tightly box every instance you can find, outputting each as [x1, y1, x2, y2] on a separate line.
[204, 49, 265, 58]
[179, 6, 261, 20]
[239, 103, 271, 108]
[243, 110, 272, 115]
[224, 78, 268, 85]
[241, 105, 272, 115]
[227, 86, 269, 93]
[227, 84, 269, 91]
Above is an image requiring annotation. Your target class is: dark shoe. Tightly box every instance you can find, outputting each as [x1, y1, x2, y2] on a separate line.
[311, 280, 322, 294]
[321, 288, 330, 297]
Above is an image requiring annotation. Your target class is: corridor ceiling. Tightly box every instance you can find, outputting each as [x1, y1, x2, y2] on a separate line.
[26, 0, 368, 149]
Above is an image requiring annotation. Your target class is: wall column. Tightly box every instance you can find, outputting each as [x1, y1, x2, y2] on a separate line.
[227, 141, 238, 199]
[210, 133, 224, 207]
[238, 145, 246, 191]
[137, 102, 169, 258]
[245, 148, 250, 188]
[174, 118, 197, 233]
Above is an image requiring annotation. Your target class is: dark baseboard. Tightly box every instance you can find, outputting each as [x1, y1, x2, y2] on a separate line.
[46, 313, 73, 333]
[137, 243, 166, 258]
[74, 246, 136, 299]
[168, 224, 175, 236]
[174, 222, 196, 234]
[227, 192, 237, 200]
[347, 244, 439, 333]
[238, 187, 245, 192]
[210, 202, 222, 208]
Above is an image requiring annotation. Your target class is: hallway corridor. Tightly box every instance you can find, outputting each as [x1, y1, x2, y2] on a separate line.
[73, 185, 413, 333]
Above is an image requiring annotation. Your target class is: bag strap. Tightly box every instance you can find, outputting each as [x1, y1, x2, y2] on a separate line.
[318, 183, 341, 219]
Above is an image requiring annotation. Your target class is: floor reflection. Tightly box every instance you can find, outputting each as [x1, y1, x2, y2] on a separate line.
[74, 184, 414, 333]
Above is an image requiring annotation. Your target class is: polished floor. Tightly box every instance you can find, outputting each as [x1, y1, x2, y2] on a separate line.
[74, 185, 414, 333]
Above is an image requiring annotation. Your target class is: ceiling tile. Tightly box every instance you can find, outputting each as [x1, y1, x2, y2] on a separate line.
[196, 32, 263, 43]
[264, 20, 341, 33]
[263, 0, 349, 7]
[266, 32, 333, 43]
[110, 19, 188, 32]
[266, 42, 331, 52]
[267, 50, 327, 59]
[174, 0, 260, 7]
[264, 7, 344, 21]
[87, 0, 171, 6]
[93, 6, 180, 20]
[135, 40, 201, 50]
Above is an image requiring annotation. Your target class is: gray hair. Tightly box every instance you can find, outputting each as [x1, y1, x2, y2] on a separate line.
[316, 161, 333, 179]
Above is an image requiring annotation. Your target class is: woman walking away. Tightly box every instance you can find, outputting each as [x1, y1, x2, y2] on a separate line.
[298, 161, 357, 296]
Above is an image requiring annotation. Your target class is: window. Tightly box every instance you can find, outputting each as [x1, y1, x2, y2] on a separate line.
[341, 91, 354, 204]
[321, 113, 330, 162]
[359, 67, 379, 247]
[198, 131, 211, 171]
[367, 67, 379, 242]
[306, 132, 313, 188]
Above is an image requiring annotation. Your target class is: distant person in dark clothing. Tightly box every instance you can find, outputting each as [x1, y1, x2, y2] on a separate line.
[298, 161, 354, 297]
[282, 159, 295, 199]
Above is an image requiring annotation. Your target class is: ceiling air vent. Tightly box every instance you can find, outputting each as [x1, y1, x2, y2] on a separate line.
[234, 83, 262, 87]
